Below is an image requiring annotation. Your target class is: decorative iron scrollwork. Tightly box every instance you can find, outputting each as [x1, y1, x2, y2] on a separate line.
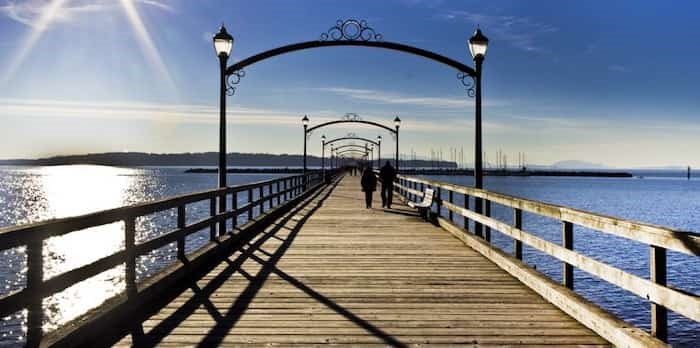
[226, 69, 245, 96]
[320, 19, 383, 42]
[457, 72, 475, 98]
[342, 113, 362, 121]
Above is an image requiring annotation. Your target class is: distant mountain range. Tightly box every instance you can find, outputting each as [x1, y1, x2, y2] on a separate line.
[550, 160, 610, 169]
[0, 152, 456, 168]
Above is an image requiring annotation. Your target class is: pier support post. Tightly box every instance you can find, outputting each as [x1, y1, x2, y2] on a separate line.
[513, 208, 523, 260]
[26, 239, 43, 348]
[650, 246, 668, 342]
[562, 221, 573, 289]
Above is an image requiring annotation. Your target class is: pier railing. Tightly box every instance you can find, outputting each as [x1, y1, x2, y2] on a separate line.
[0, 171, 324, 346]
[395, 174, 699, 345]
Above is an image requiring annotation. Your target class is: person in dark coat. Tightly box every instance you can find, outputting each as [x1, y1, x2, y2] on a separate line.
[360, 166, 377, 208]
[379, 161, 397, 208]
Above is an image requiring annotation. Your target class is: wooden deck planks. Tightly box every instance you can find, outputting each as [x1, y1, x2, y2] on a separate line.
[115, 175, 609, 347]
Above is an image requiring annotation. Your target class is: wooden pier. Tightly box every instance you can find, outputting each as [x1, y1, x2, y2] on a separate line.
[113, 175, 607, 346]
[1, 172, 698, 347]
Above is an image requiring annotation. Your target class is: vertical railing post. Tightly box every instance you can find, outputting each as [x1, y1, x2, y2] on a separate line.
[436, 186, 442, 218]
[258, 186, 264, 213]
[177, 205, 186, 260]
[209, 197, 217, 241]
[284, 179, 289, 201]
[448, 190, 454, 221]
[231, 190, 237, 234]
[562, 221, 574, 289]
[218, 191, 226, 236]
[513, 208, 523, 260]
[248, 188, 253, 221]
[463, 193, 470, 231]
[276, 181, 281, 206]
[484, 200, 491, 242]
[650, 245, 668, 342]
[125, 217, 137, 295]
[26, 239, 43, 348]
[268, 184, 273, 208]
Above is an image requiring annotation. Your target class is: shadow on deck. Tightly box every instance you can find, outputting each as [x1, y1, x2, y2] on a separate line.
[112, 176, 608, 347]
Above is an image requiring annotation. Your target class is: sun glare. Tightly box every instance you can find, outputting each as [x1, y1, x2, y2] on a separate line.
[118, 0, 176, 91]
[2, 0, 69, 84]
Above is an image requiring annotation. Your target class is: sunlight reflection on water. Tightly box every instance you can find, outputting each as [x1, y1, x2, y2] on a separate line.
[18, 166, 149, 333]
[0, 165, 281, 345]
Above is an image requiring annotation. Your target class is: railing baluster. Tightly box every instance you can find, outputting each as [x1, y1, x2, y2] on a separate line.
[463, 193, 470, 231]
[209, 197, 217, 240]
[231, 190, 237, 234]
[218, 192, 226, 237]
[562, 221, 573, 289]
[514, 208, 523, 260]
[436, 186, 442, 218]
[267, 184, 273, 209]
[259, 186, 264, 213]
[484, 200, 491, 242]
[26, 238, 43, 348]
[248, 188, 254, 220]
[177, 205, 186, 260]
[125, 217, 137, 295]
[276, 181, 281, 206]
[448, 190, 454, 221]
[650, 246, 668, 342]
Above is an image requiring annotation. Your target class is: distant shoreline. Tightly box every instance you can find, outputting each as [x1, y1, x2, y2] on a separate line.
[184, 167, 634, 177]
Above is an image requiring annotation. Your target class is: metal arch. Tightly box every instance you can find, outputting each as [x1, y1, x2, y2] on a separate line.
[336, 149, 368, 156]
[226, 40, 476, 78]
[325, 136, 379, 146]
[307, 119, 395, 134]
[333, 144, 372, 151]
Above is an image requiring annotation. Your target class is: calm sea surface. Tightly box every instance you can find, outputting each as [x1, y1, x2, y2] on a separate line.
[0, 165, 698, 346]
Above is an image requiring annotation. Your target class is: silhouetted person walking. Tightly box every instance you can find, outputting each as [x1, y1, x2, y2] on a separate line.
[379, 161, 397, 208]
[360, 166, 377, 208]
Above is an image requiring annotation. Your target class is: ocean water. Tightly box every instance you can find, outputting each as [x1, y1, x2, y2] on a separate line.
[0, 165, 697, 346]
[0, 165, 284, 346]
[422, 172, 699, 346]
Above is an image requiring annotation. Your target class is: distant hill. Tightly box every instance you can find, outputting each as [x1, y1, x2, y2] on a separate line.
[551, 160, 610, 169]
[0, 152, 456, 168]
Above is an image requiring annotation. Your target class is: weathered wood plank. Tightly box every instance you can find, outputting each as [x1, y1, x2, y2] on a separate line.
[111, 175, 610, 347]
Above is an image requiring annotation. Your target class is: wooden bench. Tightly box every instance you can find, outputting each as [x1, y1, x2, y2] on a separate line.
[408, 187, 434, 219]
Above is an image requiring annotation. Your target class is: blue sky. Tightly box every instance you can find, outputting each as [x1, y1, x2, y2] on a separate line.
[0, 0, 699, 167]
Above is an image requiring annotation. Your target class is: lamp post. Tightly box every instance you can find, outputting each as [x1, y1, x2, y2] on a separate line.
[394, 116, 401, 171]
[214, 25, 233, 189]
[302, 115, 309, 189]
[469, 27, 488, 237]
[213, 24, 233, 235]
[321, 134, 326, 177]
[377, 135, 382, 168]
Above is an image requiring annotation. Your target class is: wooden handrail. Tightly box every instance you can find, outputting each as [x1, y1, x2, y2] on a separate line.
[397, 175, 700, 255]
[0, 170, 328, 345]
[396, 174, 700, 343]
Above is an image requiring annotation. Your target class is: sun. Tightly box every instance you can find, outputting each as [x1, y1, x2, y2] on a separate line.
[2, 0, 174, 89]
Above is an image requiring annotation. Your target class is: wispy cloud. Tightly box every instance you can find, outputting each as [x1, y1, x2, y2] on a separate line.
[316, 87, 508, 109]
[607, 64, 628, 72]
[1, 0, 175, 86]
[0, 98, 511, 134]
[0, 0, 172, 28]
[439, 10, 557, 52]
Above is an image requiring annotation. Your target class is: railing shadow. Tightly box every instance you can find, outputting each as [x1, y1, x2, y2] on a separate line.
[125, 179, 339, 347]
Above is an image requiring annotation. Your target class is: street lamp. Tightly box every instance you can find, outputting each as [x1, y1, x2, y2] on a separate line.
[302, 115, 309, 188]
[214, 24, 233, 189]
[214, 24, 233, 236]
[377, 135, 382, 168]
[468, 27, 488, 237]
[394, 116, 401, 171]
[321, 134, 326, 177]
